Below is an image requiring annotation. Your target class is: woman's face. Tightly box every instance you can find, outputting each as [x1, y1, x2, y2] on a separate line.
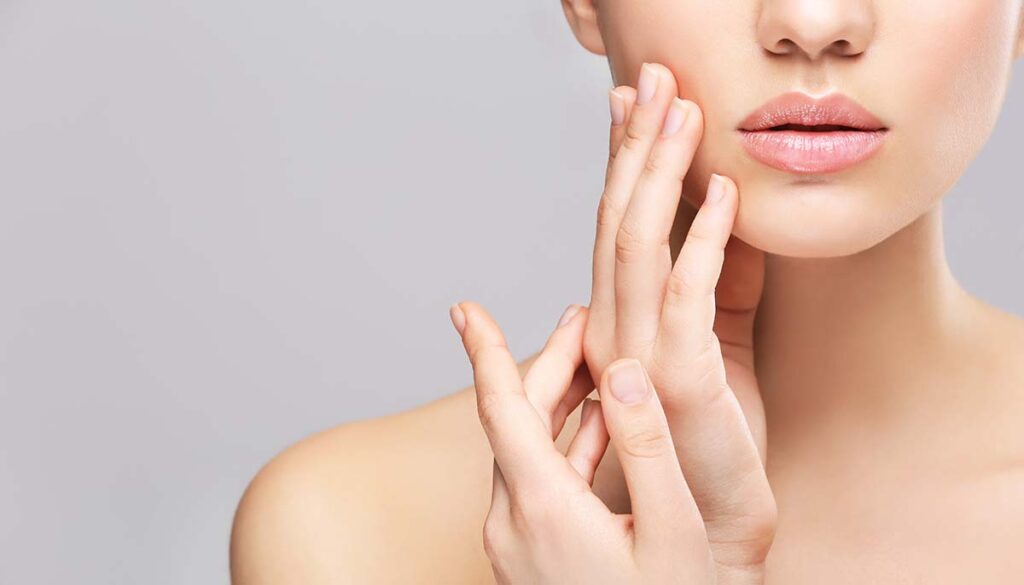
[563, 0, 1024, 257]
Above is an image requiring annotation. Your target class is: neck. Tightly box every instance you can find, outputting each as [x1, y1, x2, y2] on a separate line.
[749, 203, 975, 441]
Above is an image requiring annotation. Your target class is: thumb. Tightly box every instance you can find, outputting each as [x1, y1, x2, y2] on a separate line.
[598, 359, 706, 553]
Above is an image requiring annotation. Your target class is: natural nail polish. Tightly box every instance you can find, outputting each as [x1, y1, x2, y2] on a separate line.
[706, 174, 727, 205]
[557, 304, 581, 328]
[608, 359, 650, 404]
[636, 63, 659, 106]
[449, 303, 466, 335]
[609, 89, 626, 126]
[662, 98, 689, 137]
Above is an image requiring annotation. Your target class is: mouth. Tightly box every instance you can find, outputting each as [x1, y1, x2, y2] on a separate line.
[736, 92, 889, 174]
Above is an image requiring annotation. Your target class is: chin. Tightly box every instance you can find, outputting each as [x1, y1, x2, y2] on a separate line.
[726, 173, 919, 259]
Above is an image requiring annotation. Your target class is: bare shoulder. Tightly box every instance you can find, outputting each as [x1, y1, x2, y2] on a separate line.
[229, 353, 544, 584]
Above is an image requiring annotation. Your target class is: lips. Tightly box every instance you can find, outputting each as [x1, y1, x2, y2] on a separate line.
[736, 92, 889, 174]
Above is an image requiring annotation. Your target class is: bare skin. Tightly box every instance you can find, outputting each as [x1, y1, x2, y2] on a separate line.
[229, 94, 1024, 582]
[230, 294, 1024, 584]
[231, 2, 1024, 581]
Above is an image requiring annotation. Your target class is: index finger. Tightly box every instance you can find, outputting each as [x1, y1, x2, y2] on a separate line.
[607, 85, 638, 187]
[450, 301, 575, 493]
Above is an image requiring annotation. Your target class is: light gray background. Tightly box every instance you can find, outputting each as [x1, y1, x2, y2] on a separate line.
[1, 1, 1021, 583]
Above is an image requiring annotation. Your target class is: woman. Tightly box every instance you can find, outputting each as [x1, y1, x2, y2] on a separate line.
[230, 1, 1024, 582]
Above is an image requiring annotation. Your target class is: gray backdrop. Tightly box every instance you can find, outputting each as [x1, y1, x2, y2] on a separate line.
[1, 1, 1021, 583]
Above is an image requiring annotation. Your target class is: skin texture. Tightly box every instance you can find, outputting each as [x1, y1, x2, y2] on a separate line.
[230, 1, 1024, 583]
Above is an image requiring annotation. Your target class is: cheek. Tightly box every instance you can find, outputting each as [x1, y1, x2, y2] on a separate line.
[601, 0, 1018, 257]
[887, 0, 1016, 192]
[601, 0, 737, 89]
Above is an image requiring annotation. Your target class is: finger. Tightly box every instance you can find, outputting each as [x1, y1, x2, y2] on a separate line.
[656, 335, 775, 567]
[590, 85, 638, 361]
[592, 63, 676, 356]
[522, 305, 594, 438]
[652, 176, 777, 561]
[549, 364, 596, 441]
[606, 85, 638, 187]
[614, 92, 704, 353]
[564, 398, 610, 485]
[490, 459, 510, 512]
[713, 235, 765, 364]
[659, 173, 736, 360]
[450, 301, 574, 493]
[597, 358, 704, 549]
[713, 236, 768, 460]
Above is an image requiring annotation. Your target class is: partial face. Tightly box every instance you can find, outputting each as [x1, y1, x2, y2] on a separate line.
[564, 0, 1024, 257]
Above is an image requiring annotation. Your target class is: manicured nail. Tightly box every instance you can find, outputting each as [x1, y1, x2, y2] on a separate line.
[557, 304, 581, 328]
[607, 359, 650, 404]
[609, 89, 626, 126]
[705, 174, 727, 205]
[662, 98, 690, 137]
[449, 303, 466, 335]
[636, 63, 659, 106]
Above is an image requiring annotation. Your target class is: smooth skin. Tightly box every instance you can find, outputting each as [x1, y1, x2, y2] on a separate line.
[448, 60, 775, 582]
[450, 303, 717, 584]
[231, 2, 1024, 582]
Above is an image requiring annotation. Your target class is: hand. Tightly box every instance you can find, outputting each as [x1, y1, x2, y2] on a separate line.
[585, 62, 776, 579]
[449, 300, 716, 584]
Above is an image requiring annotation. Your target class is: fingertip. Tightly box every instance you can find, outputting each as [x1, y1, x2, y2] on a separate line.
[556, 303, 584, 328]
[455, 301, 507, 345]
[580, 397, 596, 421]
[581, 397, 606, 428]
[643, 62, 676, 87]
[449, 301, 467, 336]
[703, 173, 737, 209]
[613, 84, 637, 104]
[680, 99, 705, 134]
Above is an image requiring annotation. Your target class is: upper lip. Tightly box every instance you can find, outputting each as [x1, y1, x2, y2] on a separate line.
[738, 91, 887, 132]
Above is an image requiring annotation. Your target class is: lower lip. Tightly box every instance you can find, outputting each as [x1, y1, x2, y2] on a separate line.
[737, 128, 888, 174]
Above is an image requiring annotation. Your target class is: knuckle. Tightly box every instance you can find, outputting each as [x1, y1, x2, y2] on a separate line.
[666, 261, 710, 303]
[510, 490, 561, 532]
[614, 220, 651, 265]
[596, 193, 624, 232]
[475, 391, 506, 431]
[482, 512, 510, 561]
[684, 223, 719, 251]
[742, 503, 779, 556]
[642, 152, 668, 177]
[712, 500, 779, 566]
[620, 425, 673, 460]
[606, 146, 620, 168]
[620, 123, 646, 154]
[467, 339, 510, 365]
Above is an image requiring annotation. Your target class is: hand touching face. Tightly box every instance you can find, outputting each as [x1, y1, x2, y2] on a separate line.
[583, 62, 776, 576]
[565, 0, 1024, 257]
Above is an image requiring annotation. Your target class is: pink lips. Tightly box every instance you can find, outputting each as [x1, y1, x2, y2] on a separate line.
[737, 92, 889, 174]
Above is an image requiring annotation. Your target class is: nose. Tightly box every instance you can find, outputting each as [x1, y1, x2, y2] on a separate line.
[757, 0, 875, 60]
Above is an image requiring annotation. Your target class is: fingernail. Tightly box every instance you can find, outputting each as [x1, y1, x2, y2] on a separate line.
[661, 98, 689, 137]
[449, 303, 466, 335]
[705, 174, 727, 205]
[581, 398, 598, 423]
[609, 89, 626, 126]
[607, 359, 650, 404]
[557, 304, 582, 328]
[636, 63, 658, 106]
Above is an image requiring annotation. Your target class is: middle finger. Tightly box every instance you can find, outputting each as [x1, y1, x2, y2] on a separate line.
[613, 64, 704, 354]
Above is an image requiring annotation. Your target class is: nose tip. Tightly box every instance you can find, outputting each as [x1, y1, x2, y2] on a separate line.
[757, 0, 875, 60]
